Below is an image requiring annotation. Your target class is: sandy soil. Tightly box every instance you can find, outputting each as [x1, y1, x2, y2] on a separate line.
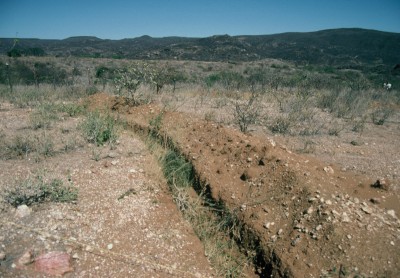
[0, 103, 214, 277]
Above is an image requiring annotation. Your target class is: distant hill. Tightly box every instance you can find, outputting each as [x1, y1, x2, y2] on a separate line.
[1, 28, 399, 69]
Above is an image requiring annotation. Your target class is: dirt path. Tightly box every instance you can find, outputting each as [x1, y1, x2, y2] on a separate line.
[0, 106, 214, 277]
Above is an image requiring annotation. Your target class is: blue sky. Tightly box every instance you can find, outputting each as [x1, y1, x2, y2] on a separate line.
[0, 0, 399, 39]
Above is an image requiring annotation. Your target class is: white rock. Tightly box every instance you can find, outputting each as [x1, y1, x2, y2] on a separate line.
[15, 205, 32, 218]
[107, 243, 113, 250]
[341, 212, 351, 223]
[269, 138, 276, 147]
[17, 250, 33, 265]
[323, 166, 334, 174]
[387, 210, 397, 219]
[361, 206, 372, 214]
[306, 206, 314, 215]
[325, 200, 332, 205]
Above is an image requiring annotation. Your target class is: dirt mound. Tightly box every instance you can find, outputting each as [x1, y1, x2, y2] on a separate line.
[87, 93, 400, 277]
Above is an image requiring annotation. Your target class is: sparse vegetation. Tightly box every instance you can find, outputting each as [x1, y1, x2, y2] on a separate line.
[160, 149, 253, 277]
[0, 33, 399, 276]
[3, 175, 78, 207]
[80, 110, 118, 146]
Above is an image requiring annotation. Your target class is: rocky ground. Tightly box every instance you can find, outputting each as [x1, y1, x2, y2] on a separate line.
[0, 103, 214, 277]
[1, 92, 399, 277]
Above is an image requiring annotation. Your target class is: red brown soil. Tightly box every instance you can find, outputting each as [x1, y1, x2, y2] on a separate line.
[87, 93, 400, 277]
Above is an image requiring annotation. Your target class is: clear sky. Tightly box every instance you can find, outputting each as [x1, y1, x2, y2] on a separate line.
[0, 0, 399, 39]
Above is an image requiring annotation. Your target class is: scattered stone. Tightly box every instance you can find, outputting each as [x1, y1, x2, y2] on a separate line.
[16, 250, 33, 266]
[268, 138, 276, 147]
[387, 210, 397, 219]
[347, 234, 352, 239]
[325, 200, 332, 205]
[361, 206, 372, 214]
[264, 222, 274, 229]
[129, 168, 137, 173]
[240, 204, 247, 211]
[323, 166, 334, 174]
[341, 212, 351, 223]
[34, 251, 73, 276]
[390, 241, 395, 246]
[316, 225, 323, 231]
[15, 205, 32, 218]
[277, 229, 283, 235]
[308, 197, 317, 203]
[370, 198, 381, 204]
[305, 206, 314, 215]
[247, 157, 252, 162]
[240, 168, 258, 181]
[107, 152, 118, 158]
[0, 252, 6, 260]
[85, 245, 93, 252]
[371, 179, 390, 191]
[72, 253, 79, 259]
[107, 243, 113, 250]
[291, 235, 301, 246]
[111, 160, 118, 166]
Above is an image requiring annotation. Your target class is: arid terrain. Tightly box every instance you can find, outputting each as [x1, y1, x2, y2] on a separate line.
[1, 87, 398, 277]
[0, 48, 399, 277]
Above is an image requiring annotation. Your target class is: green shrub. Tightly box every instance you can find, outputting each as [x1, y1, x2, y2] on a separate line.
[4, 135, 35, 158]
[80, 110, 118, 146]
[162, 150, 193, 188]
[59, 103, 85, 117]
[4, 176, 78, 207]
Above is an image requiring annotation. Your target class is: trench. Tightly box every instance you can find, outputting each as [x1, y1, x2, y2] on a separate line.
[126, 118, 284, 278]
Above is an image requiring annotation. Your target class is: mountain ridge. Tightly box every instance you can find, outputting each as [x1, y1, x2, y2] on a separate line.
[1, 28, 399, 68]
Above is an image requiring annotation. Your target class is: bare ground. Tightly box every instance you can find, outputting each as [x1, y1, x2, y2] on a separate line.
[0, 103, 214, 277]
[1, 92, 399, 277]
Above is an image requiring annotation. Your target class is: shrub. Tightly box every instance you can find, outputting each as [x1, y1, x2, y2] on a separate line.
[4, 135, 35, 158]
[162, 150, 193, 188]
[4, 176, 78, 207]
[233, 92, 261, 133]
[371, 108, 393, 125]
[30, 103, 60, 129]
[80, 111, 118, 146]
[269, 116, 292, 134]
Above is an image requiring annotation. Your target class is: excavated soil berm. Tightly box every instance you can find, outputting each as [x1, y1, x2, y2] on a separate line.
[86, 93, 400, 277]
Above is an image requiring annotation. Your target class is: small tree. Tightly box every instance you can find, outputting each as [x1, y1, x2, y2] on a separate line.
[114, 63, 149, 100]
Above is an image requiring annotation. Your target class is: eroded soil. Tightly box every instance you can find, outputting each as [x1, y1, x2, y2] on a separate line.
[1, 92, 399, 277]
[88, 93, 400, 277]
